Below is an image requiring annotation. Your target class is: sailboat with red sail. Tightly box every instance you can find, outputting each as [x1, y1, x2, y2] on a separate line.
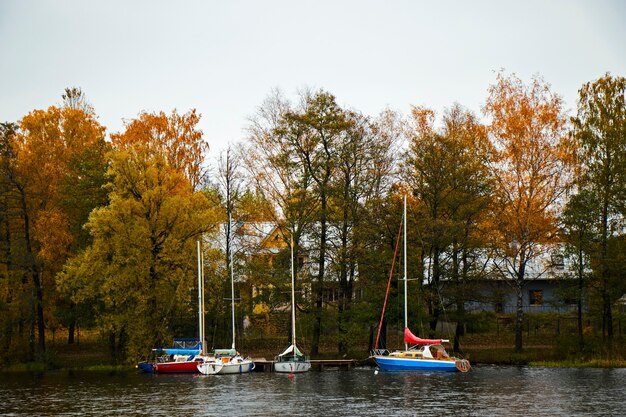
[371, 196, 471, 373]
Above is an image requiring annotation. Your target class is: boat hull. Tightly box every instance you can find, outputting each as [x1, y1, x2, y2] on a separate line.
[197, 361, 223, 375]
[154, 360, 202, 373]
[217, 360, 254, 374]
[198, 358, 255, 375]
[137, 362, 154, 373]
[373, 355, 459, 372]
[274, 360, 311, 373]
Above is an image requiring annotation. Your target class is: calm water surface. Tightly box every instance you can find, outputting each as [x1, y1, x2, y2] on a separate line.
[1, 366, 624, 416]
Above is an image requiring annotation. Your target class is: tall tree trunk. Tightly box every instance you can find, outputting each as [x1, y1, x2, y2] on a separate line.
[33, 270, 45, 358]
[337, 201, 350, 354]
[428, 246, 441, 336]
[68, 319, 75, 345]
[311, 195, 327, 356]
[21, 188, 45, 358]
[514, 279, 524, 353]
[600, 189, 613, 339]
[2, 212, 14, 360]
[577, 245, 584, 350]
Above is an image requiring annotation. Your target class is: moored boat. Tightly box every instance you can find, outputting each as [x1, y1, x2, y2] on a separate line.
[139, 242, 208, 374]
[138, 338, 204, 374]
[197, 216, 254, 376]
[371, 196, 470, 373]
[274, 235, 310, 374]
[274, 344, 311, 373]
[372, 328, 470, 372]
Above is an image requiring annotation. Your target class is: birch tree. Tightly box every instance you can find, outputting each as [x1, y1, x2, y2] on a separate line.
[485, 72, 574, 352]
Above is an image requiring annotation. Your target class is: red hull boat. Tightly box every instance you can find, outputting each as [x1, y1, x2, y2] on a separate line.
[154, 357, 204, 373]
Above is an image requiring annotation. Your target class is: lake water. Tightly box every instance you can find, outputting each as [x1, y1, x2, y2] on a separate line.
[1, 366, 624, 416]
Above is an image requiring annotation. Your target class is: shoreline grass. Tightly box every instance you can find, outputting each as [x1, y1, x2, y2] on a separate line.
[2, 331, 624, 372]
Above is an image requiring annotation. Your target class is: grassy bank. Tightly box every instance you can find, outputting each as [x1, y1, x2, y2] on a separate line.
[2, 332, 624, 372]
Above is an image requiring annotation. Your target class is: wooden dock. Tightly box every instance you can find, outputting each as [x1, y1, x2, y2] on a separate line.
[252, 358, 356, 372]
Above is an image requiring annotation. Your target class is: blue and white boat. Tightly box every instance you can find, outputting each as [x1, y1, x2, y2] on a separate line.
[371, 196, 470, 373]
[372, 328, 469, 372]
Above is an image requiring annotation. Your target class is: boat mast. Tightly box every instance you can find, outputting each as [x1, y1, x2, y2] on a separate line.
[229, 212, 236, 351]
[290, 233, 297, 355]
[403, 195, 408, 351]
[197, 240, 205, 355]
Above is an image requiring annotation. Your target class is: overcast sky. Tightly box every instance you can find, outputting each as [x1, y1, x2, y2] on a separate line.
[1, 0, 624, 157]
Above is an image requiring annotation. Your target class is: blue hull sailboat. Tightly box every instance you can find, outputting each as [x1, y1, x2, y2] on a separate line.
[371, 196, 470, 373]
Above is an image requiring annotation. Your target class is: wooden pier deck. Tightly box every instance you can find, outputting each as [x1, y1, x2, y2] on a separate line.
[252, 358, 356, 372]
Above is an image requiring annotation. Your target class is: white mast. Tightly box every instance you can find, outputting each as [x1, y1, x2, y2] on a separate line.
[403, 195, 408, 351]
[197, 240, 205, 355]
[229, 212, 236, 351]
[291, 234, 297, 354]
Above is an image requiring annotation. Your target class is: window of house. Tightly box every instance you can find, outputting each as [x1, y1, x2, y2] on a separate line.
[529, 290, 543, 306]
[551, 254, 565, 269]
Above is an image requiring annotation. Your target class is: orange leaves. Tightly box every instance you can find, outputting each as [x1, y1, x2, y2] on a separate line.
[410, 106, 436, 135]
[34, 208, 72, 264]
[111, 109, 207, 189]
[485, 72, 572, 249]
[15, 106, 107, 207]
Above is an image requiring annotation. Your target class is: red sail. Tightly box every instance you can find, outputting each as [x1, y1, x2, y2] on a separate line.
[404, 327, 447, 345]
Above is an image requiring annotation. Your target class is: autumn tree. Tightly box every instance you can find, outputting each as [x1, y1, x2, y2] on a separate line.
[58, 109, 217, 362]
[244, 90, 318, 347]
[274, 90, 354, 355]
[485, 72, 574, 352]
[571, 73, 626, 340]
[0, 122, 23, 362]
[403, 104, 493, 350]
[329, 110, 400, 354]
[0, 94, 107, 361]
[245, 89, 317, 256]
[111, 109, 208, 190]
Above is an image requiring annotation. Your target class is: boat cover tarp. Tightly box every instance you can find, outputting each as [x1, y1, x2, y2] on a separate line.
[278, 344, 304, 357]
[164, 348, 201, 355]
[404, 327, 448, 345]
[214, 348, 237, 356]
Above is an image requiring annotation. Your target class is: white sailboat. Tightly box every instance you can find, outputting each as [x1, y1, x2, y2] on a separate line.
[274, 235, 311, 374]
[198, 216, 254, 375]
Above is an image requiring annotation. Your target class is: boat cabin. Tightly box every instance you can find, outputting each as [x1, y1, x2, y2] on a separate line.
[388, 344, 452, 360]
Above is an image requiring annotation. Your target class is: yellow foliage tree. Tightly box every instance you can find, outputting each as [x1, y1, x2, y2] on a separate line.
[59, 111, 218, 363]
[485, 72, 575, 352]
[2, 102, 107, 359]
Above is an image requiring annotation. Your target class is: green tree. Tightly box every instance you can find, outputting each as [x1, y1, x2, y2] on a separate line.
[58, 148, 219, 362]
[439, 105, 494, 352]
[403, 104, 493, 349]
[276, 90, 352, 355]
[59, 109, 217, 362]
[571, 73, 626, 340]
[560, 190, 598, 348]
[331, 110, 399, 354]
